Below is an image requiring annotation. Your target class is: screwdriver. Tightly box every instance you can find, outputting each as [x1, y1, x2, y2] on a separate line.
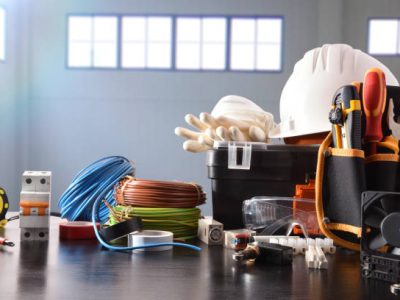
[362, 68, 386, 155]
[0, 236, 15, 247]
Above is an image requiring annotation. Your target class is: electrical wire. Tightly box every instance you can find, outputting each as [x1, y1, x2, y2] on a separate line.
[90, 172, 202, 252]
[58, 156, 134, 223]
[109, 206, 201, 240]
[115, 176, 206, 208]
[58, 156, 201, 252]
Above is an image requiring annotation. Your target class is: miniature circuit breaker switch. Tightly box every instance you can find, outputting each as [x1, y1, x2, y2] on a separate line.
[19, 171, 51, 241]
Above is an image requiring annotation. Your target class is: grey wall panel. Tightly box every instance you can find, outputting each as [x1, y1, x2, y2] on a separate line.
[25, 0, 320, 216]
[343, 0, 400, 78]
[0, 0, 22, 210]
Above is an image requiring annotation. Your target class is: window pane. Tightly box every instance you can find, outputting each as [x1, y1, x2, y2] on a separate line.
[202, 44, 225, 70]
[68, 42, 91, 67]
[69, 16, 92, 42]
[256, 44, 281, 70]
[176, 43, 200, 69]
[122, 17, 146, 42]
[93, 42, 117, 67]
[202, 18, 226, 43]
[148, 17, 172, 42]
[230, 44, 255, 70]
[122, 43, 145, 68]
[94, 17, 117, 42]
[147, 42, 171, 68]
[231, 19, 256, 43]
[368, 19, 398, 54]
[0, 8, 5, 60]
[177, 18, 201, 42]
[257, 18, 282, 43]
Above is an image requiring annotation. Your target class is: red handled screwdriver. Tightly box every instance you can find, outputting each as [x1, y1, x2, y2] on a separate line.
[362, 68, 387, 155]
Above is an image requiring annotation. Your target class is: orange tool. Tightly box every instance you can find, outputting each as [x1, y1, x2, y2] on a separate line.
[362, 68, 387, 155]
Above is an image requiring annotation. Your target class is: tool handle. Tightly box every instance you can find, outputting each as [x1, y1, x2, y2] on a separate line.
[346, 109, 362, 149]
[363, 68, 386, 143]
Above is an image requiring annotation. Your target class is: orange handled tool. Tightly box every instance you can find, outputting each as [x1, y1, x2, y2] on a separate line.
[362, 68, 387, 155]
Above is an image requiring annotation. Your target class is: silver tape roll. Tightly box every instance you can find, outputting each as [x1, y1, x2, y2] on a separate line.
[128, 230, 173, 252]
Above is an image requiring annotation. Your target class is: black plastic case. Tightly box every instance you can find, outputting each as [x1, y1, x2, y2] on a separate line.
[207, 142, 319, 229]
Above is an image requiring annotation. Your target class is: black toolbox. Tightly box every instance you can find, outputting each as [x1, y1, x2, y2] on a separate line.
[207, 142, 319, 229]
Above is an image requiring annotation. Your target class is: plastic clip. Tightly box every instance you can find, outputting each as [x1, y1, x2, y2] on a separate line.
[228, 142, 252, 170]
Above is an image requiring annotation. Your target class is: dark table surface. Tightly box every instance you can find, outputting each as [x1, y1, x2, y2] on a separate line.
[0, 216, 397, 300]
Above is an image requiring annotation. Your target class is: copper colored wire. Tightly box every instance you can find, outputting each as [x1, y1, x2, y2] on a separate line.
[115, 177, 206, 208]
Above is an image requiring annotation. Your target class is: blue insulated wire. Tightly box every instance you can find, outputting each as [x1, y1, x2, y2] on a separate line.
[59, 155, 201, 252]
[58, 156, 134, 223]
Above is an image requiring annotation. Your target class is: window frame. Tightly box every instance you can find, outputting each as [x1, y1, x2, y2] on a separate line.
[229, 16, 284, 72]
[66, 14, 284, 73]
[0, 6, 6, 63]
[66, 13, 120, 70]
[367, 17, 400, 57]
[121, 15, 174, 70]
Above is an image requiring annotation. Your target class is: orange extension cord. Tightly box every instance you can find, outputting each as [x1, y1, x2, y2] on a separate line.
[115, 176, 206, 208]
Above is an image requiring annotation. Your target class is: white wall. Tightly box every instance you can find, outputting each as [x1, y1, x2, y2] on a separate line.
[343, 0, 400, 79]
[5, 0, 400, 216]
[21, 0, 319, 215]
[0, 0, 25, 209]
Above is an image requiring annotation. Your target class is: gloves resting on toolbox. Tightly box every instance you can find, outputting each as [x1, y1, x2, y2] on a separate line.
[175, 95, 275, 153]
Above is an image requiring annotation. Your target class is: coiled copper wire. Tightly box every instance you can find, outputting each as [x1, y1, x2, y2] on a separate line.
[115, 176, 206, 208]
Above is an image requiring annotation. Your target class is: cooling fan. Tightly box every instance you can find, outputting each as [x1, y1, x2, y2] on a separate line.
[361, 191, 400, 283]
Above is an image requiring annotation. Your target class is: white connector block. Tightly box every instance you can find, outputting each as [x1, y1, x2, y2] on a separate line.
[22, 171, 51, 192]
[253, 236, 336, 255]
[305, 245, 328, 269]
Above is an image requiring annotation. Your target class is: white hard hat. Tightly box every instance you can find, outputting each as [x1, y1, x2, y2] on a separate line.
[269, 44, 399, 138]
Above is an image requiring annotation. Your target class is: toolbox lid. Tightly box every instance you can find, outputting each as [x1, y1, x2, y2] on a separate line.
[209, 141, 319, 170]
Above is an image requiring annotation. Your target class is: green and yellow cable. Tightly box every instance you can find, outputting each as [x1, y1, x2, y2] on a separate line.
[109, 206, 201, 240]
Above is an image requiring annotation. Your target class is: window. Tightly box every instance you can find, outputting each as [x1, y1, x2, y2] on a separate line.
[68, 16, 118, 68]
[368, 19, 400, 55]
[122, 16, 172, 69]
[230, 17, 282, 71]
[66, 15, 283, 72]
[176, 17, 226, 70]
[0, 7, 5, 61]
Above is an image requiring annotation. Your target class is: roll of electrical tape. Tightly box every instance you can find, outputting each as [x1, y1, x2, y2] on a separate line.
[100, 217, 143, 243]
[59, 221, 99, 240]
[128, 230, 173, 252]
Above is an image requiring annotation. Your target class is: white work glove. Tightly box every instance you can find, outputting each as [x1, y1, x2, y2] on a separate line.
[175, 95, 275, 153]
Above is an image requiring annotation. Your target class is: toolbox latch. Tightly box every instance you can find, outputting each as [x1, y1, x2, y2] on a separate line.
[228, 142, 252, 170]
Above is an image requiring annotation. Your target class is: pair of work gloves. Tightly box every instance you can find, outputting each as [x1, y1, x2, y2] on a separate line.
[175, 95, 275, 152]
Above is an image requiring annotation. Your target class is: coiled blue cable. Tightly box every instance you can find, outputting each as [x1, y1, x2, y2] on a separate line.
[59, 156, 134, 223]
[59, 156, 201, 252]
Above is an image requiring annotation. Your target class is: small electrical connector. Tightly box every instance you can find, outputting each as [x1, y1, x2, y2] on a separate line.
[233, 242, 293, 265]
[0, 237, 15, 247]
[232, 244, 259, 262]
[224, 229, 256, 250]
[305, 245, 328, 269]
[252, 236, 336, 255]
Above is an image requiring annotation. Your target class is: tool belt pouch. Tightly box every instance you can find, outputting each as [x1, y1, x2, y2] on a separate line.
[316, 133, 366, 251]
[366, 154, 399, 192]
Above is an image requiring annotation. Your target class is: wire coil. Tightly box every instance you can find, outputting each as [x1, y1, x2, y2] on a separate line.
[109, 206, 201, 240]
[58, 156, 135, 223]
[115, 176, 206, 208]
